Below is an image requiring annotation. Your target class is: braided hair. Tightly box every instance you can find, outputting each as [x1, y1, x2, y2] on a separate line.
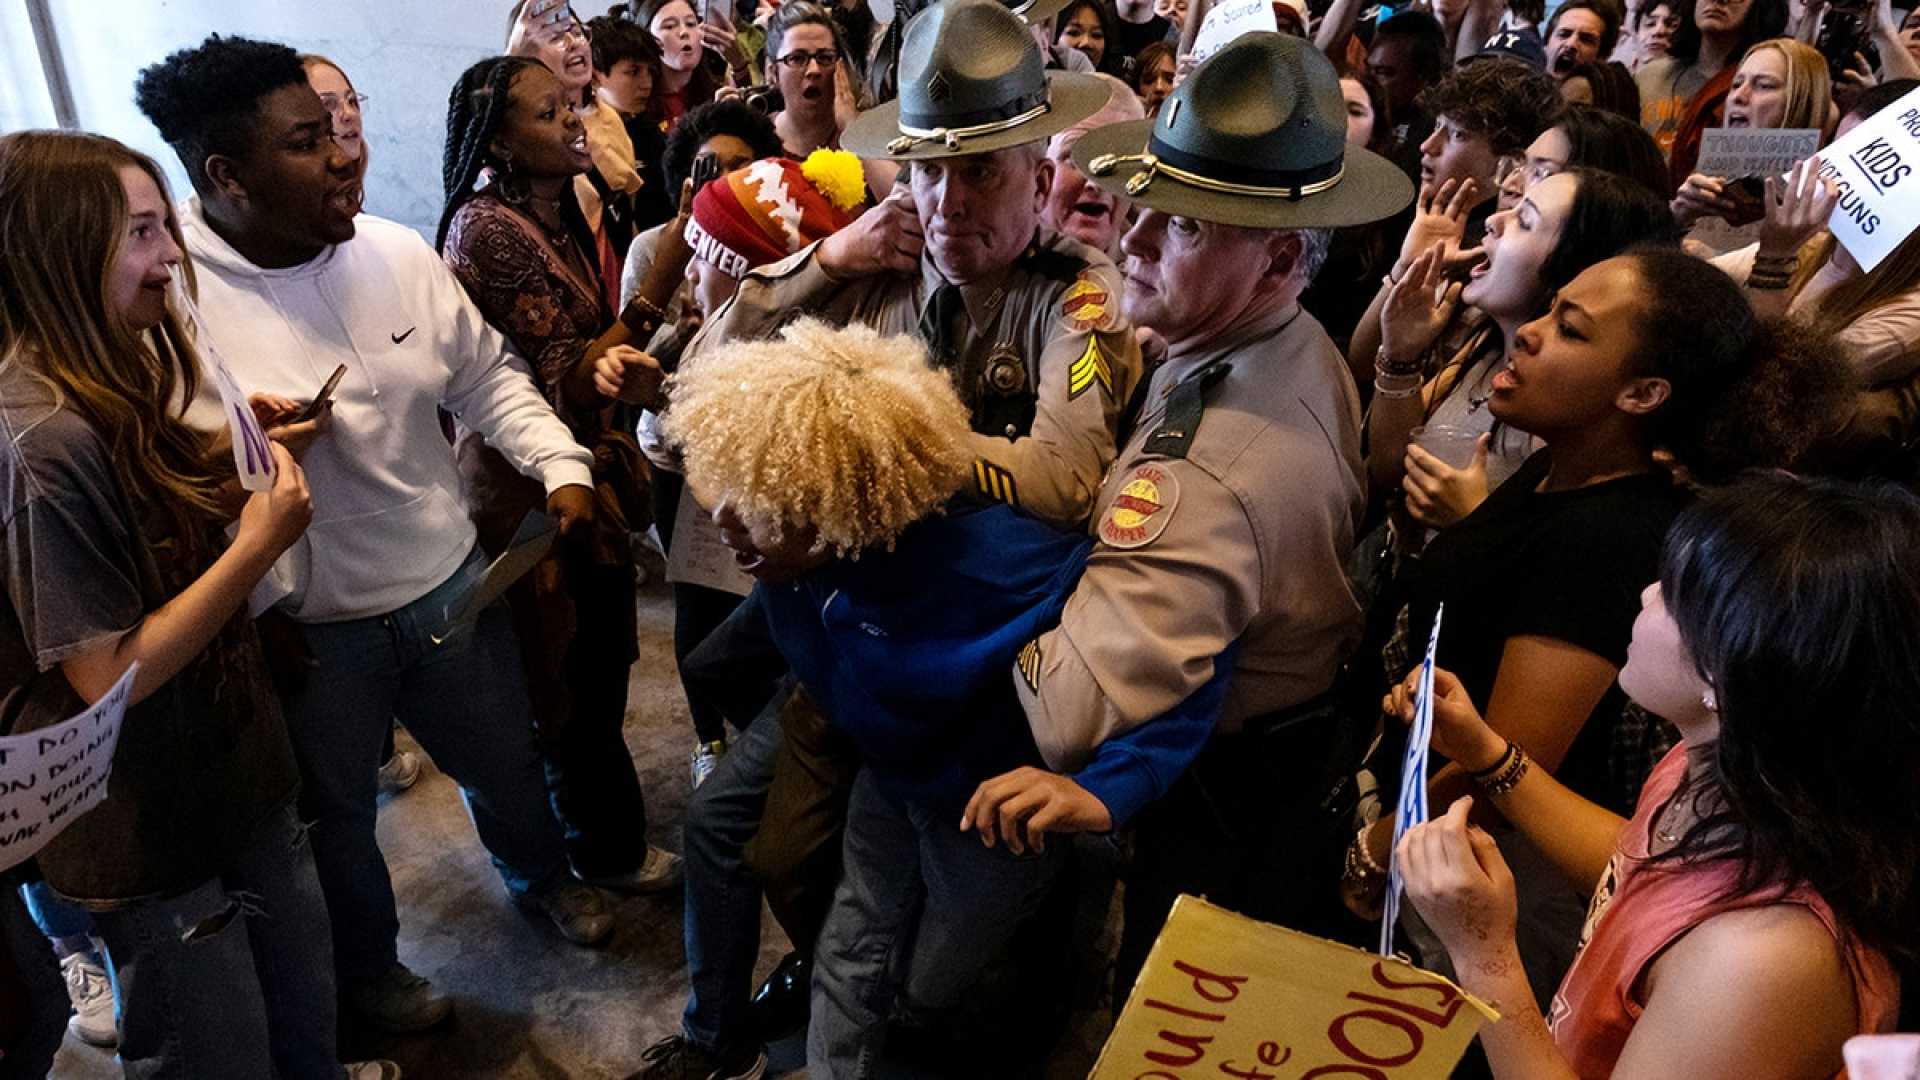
[437, 55, 546, 249]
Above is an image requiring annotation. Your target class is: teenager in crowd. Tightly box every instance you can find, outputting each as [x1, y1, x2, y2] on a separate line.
[1669, 38, 1829, 248]
[636, 0, 750, 132]
[0, 128, 400, 1080]
[1347, 249, 1848, 1013]
[1630, 0, 1681, 68]
[1395, 471, 1914, 1077]
[1055, 0, 1130, 76]
[1498, 104, 1672, 210]
[1635, 0, 1788, 158]
[438, 54, 683, 904]
[1414, 57, 1566, 246]
[136, 34, 614, 1034]
[1369, 11, 1454, 161]
[589, 14, 676, 233]
[1132, 41, 1176, 113]
[1561, 59, 1643, 116]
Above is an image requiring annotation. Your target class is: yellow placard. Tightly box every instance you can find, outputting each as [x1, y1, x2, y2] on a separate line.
[1093, 896, 1499, 1080]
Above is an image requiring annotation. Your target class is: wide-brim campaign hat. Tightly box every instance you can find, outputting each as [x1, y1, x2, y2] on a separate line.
[1005, 0, 1074, 25]
[1073, 33, 1414, 229]
[842, 0, 1110, 161]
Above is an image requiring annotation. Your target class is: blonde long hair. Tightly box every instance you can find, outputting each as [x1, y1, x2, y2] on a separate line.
[0, 131, 225, 549]
[1738, 38, 1832, 134]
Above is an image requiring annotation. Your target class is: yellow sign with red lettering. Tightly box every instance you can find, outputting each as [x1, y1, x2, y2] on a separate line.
[1094, 897, 1498, 1080]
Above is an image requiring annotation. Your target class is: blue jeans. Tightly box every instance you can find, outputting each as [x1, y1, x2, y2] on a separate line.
[283, 553, 569, 983]
[679, 679, 791, 1054]
[90, 806, 338, 1080]
[807, 768, 1063, 1079]
[2, 884, 66, 1080]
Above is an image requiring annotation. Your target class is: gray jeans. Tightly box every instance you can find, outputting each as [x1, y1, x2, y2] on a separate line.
[807, 768, 1062, 1079]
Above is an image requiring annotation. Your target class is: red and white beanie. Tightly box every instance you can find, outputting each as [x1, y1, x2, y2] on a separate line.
[685, 149, 867, 279]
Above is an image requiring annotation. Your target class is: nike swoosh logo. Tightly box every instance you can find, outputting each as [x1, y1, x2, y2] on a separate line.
[391, 327, 416, 344]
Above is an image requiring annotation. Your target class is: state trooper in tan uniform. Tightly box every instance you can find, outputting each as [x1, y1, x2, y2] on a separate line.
[959, 32, 1417, 994]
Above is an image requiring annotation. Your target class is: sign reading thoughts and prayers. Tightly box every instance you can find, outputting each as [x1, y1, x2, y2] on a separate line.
[1814, 83, 1920, 271]
[1190, 0, 1279, 61]
[1095, 896, 1498, 1079]
[0, 664, 136, 873]
[1694, 127, 1821, 181]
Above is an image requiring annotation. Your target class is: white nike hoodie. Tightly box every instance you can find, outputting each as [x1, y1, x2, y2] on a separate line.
[180, 199, 593, 623]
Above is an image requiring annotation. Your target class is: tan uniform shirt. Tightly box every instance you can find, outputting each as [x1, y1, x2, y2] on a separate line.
[1016, 303, 1368, 771]
[688, 231, 1143, 528]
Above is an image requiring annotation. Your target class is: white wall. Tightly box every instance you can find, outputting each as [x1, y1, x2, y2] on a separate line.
[5, 0, 525, 237]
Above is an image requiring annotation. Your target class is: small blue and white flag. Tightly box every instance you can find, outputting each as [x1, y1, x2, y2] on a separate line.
[1382, 603, 1443, 957]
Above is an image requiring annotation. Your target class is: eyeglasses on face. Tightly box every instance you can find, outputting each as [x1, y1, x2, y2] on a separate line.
[319, 92, 370, 114]
[774, 49, 841, 70]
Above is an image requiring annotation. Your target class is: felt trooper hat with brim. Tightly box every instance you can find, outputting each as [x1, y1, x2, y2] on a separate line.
[1073, 32, 1415, 229]
[1006, 0, 1074, 25]
[842, 0, 1110, 161]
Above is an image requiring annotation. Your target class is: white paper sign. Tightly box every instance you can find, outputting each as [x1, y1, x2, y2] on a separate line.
[665, 487, 755, 597]
[0, 664, 136, 873]
[169, 268, 277, 491]
[1814, 84, 1920, 272]
[1383, 603, 1442, 957]
[1190, 0, 1278, 61]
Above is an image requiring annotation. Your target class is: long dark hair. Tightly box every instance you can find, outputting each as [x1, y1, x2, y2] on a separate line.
[629, 0, 726, 119]
[437, 54, 597, 255]
[1668, 0, 1787, 67]
[1054, 0, 1129, 77]
[1656, 473, 1920, 968]
[1536, 169, 1677, 293]
[1613, 250, 1845, 483]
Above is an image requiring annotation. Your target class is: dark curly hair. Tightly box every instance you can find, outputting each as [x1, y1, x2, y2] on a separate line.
[1657, 472, 1920, 970]
[1615, 250, 1848, 484]
[133, 34, 309, 194]
[1372, 11, 1452, 88]
[1563, 61, 1642, 124]
[1558, 102, 1669, 196]
[661, 99, 784, 194]
[1418, 56, 1565, 157]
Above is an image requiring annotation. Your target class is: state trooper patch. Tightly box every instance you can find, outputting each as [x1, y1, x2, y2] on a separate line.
[1097, 464, 1179, 549]
[1060, 273, 1117, 333]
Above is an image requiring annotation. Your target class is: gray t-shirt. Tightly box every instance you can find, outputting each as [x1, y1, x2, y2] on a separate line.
[0, 362, 297, 904]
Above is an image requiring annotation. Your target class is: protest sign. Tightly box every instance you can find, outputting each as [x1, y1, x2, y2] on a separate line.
[1191, 0, 1278, 61]
[1382, 604, 1442, 956]
[666, 487, 755, 597]
[0, 664, 136, 874]
[1813, 84, 1920, 272]
[1095, 896, 1498, 1080]
[170, 268, 277, 491]
[1694, 127, 1821, 181]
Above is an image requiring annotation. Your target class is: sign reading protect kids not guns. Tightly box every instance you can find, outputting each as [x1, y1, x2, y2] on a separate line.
[1815, 83, 1920, 272]
[1093, 897, 1498, 1080]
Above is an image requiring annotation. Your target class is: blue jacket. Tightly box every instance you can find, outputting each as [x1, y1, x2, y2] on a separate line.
[760, 503, 1232, 823]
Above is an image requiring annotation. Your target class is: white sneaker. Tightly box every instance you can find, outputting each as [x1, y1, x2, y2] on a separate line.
[345, 1062, 403, 1079]
[377, 749, 423, 795]
[61, 951, 116, 1048]
[574, 846, 684, 895]
[690, 739, 726, 789]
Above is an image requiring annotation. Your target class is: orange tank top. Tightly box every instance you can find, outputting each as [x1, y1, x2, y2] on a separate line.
[1548, 746, 1901, 1077]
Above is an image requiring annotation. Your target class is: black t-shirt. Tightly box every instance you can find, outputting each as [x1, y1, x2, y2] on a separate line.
[1114, 13, 1173, 61]
[1400, 450, 1688, 810]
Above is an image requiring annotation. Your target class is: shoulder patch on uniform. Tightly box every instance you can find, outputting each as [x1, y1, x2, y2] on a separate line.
[1059, 272, 1119, 334]
[1066, 335, 1114, 400]
[973, 459, 1019, 507]
[1097, 463, 1180, 549]
[1017, 638, 1041, 692]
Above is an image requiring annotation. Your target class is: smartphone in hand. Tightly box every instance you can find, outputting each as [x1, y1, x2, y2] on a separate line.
[296, 364, 349, 423]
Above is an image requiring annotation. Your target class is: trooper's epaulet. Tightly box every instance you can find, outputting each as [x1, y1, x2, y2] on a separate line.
[1144, 361, 1233, 460]
[1015, 241, 1087, 284]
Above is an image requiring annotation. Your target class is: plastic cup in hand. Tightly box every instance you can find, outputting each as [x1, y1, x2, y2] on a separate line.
[1410, 423, 1483, 469]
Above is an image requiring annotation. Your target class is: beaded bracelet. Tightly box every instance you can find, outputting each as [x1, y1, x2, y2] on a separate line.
[1469, 740, 1518, 780]
[1343, 824, 1388, 887]
[1479, 744, 1532, 797]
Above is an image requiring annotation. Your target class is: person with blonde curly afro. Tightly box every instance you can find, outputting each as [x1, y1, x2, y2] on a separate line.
[644, 318, 1231, 1077]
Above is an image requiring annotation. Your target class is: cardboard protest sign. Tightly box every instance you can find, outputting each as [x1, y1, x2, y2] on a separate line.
[666, 487, 755, 597]
[1383, 604, 1442, 956]
[1694, 128, 1821, 180]
[1095, 896, 1498, 1079]
[1814, 83, 1920, 272]
[0, 664, 136, 874]
[434, 510, 559, 641]
[1191, 0, 1278, 61]
[169, 268, 277, 491]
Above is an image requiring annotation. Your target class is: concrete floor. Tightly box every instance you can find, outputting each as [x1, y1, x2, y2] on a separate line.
[51, 572, 1116, 1079]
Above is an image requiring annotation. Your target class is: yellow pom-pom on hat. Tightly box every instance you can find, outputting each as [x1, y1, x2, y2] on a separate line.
[800, 148, 870, 214]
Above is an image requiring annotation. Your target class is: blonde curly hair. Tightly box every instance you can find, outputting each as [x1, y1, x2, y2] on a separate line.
[663, 318, 974, 557]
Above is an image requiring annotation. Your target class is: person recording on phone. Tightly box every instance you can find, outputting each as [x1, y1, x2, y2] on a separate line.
[632, 0, 755, 134]
[135, 34, 621, 1036]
